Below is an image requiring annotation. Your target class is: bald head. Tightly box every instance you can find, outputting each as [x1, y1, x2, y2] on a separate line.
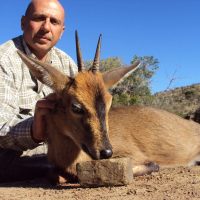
[25, 0, 65, 23]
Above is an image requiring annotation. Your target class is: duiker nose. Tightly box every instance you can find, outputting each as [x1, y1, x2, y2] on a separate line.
[100, 149, 113, 159]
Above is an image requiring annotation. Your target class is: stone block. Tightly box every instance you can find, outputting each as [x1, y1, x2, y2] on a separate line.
[76, 157, 133, 187]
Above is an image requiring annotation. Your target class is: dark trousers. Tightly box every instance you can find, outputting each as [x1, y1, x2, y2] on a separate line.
[0, 149, 52, 183]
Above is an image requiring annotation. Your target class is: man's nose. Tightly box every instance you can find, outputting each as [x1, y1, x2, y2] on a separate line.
[41, 19, 51, 32]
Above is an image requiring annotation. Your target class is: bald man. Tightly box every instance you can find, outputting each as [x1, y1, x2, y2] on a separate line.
[22, 0, 65, 61]
[0, 0, 77, 182]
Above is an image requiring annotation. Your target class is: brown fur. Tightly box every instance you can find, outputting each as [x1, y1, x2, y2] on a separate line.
[46, 72, 200, 182]
[17, 50, 200, 183]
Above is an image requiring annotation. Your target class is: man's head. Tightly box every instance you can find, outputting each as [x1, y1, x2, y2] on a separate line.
[21, 0, 65, 60]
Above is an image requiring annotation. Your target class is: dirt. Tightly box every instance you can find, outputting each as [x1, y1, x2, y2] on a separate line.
[0, 166, 200, 200]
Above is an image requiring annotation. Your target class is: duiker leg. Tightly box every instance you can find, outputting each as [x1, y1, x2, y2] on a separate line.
[132, 162, 159, 176]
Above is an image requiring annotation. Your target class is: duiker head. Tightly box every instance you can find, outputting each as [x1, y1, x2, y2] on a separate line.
[17, 31, 140, 160]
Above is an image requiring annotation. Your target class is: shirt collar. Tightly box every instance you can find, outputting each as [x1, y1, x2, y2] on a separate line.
[22, 37, 53, 64]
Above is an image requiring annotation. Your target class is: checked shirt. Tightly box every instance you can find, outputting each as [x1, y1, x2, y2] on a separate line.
[0, 35, 77, 152]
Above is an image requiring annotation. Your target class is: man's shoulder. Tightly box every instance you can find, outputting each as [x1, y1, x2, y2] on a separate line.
[0, 36, 22, 61]
[52, 46, 74, 61]
[52, 47, 77, 77]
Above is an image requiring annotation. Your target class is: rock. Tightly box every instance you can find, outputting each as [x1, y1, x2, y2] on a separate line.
[185, 107, 200, 124]
[194, 107, 200, 123]
[76, 157, 133, 187]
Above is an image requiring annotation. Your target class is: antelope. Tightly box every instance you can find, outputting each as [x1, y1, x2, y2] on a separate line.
[17, 31, 200, 183]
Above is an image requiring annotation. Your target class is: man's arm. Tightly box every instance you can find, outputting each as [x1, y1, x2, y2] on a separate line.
[0, 63, 40, 152]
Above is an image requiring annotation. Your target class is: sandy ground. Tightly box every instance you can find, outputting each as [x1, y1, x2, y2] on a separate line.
[0, 166, 200, 200]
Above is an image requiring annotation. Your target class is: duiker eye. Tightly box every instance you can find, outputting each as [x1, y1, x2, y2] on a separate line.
[71, 103, 84, 115]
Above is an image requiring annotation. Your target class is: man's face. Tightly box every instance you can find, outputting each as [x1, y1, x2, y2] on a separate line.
[21, 0, 65, 57]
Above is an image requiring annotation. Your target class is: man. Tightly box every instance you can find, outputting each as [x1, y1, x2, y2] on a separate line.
[0, 0, 77, 182]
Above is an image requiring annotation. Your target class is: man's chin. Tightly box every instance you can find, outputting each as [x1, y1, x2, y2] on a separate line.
[32, 43, 52, 53]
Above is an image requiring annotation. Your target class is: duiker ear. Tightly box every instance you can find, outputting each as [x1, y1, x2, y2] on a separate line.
[17, 50, 71, 92]
[102, 60, 141, 89]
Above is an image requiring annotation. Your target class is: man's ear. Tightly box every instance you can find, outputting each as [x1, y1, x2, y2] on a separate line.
[60, 25, 65, 39]
[21, 16, 26, 31]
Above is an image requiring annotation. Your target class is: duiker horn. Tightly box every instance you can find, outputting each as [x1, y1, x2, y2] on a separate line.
[91, 34, 102, 73]
[75, 30, 85, 71]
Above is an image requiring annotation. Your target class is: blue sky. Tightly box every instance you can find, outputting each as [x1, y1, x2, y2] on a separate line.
[0, 0, 199, 93]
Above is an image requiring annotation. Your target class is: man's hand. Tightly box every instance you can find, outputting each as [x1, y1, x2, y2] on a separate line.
[31, 93, 58, 143]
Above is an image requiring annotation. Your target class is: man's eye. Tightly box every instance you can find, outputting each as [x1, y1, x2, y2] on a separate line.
[71, 103, 84, 115]
[32, 16, 45, 22]
[51, 19, 59, 25]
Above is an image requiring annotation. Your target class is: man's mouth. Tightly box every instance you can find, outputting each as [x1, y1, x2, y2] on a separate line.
[35, 35, 51, 43]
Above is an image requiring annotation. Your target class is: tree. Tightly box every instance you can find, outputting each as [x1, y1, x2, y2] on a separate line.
[84, 57, 122, 71]
[111, 55, 159, 105]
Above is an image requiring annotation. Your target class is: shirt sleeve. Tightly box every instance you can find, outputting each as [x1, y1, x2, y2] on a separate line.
[0, 62, 40, 152]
